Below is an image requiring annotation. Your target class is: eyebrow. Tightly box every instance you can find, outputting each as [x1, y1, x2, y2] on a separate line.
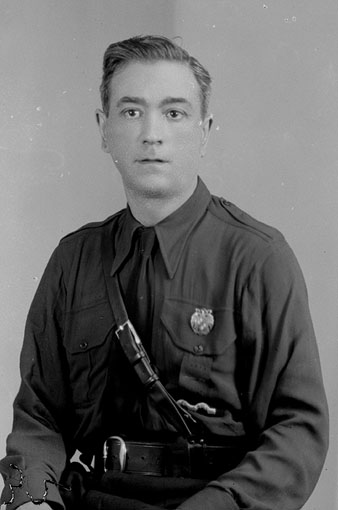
[116, 96, 193, 109]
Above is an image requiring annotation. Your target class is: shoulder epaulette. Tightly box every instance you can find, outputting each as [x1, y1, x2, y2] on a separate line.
[60, 209, 125, 243]
[211, 196, 285, 244]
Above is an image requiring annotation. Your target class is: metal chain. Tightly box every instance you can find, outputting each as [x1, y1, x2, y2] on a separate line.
[3, 464, 24, 505]
[2, 464, 71, 506]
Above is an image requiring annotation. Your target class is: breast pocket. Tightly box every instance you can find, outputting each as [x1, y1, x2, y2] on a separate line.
[160, 298, 237, 398]
[64, 300, 115, 406]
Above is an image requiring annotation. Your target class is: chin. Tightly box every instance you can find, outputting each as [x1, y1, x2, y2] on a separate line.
[127, 172, 197, 202]
[142, 183, 174, 199]
[134, 175, 177, 198]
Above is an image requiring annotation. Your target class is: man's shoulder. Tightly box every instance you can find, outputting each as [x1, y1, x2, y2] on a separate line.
[59, 209, 125, 247]
[209, 194, 286, 248]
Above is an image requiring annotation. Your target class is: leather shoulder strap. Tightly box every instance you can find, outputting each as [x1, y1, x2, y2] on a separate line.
[101, 228, 200, 438]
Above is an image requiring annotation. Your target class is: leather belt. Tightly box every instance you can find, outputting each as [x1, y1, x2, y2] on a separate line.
[102, 436, 247, 479]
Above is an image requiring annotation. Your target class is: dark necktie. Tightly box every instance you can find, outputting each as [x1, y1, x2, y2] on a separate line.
[125, 226, 156, 345]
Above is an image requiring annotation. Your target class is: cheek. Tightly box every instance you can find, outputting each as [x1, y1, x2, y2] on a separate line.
[174, 129, 203, 157]
[112, 146, 133, 169]
[106, 129, 133, 161]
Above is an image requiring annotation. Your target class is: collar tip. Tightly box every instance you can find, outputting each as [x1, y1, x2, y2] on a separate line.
[167, 268, 176, 280]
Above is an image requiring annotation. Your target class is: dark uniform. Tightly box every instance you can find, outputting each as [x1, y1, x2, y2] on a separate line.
[0, 179, 329, 510]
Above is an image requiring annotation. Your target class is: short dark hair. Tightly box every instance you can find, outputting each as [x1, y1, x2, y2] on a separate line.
[100, 35, 212, 119]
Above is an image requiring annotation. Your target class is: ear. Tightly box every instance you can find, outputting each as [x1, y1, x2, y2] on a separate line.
[95, 108, 109, 153]
[200, 114, 213, 157]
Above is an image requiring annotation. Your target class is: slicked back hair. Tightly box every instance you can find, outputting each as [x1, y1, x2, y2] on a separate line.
[100, 35, 212, 119]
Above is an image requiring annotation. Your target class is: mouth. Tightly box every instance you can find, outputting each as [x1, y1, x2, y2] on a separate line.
[137, 158, 169, 164]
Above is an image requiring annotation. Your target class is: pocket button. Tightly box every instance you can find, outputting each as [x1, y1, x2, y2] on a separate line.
[79, 341, 88, 350]
[194, 344, 204, 354]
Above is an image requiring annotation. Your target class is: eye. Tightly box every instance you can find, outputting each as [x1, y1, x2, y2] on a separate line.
[166, 109, 185, 120]
[122, 109, 141, 119]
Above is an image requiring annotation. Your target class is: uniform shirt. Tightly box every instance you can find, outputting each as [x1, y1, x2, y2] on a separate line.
[0, 178, 329, 510]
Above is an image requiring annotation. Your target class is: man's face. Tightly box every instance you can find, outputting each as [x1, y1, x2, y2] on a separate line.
[96, 60, 212, 201]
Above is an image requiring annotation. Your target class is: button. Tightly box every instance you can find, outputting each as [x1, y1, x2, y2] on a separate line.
[222, 198, 232, 207]
[194, 344, 204, 354]
[79, 341, 88, 350]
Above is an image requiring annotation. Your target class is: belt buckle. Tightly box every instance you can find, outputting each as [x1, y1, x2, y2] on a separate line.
[103, 436, 127, 473]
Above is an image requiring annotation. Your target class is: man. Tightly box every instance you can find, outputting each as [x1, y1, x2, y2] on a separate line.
[0, 35, 329, 510]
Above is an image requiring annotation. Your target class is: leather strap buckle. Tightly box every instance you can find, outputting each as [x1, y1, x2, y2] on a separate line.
[103, 436, 127, 472]
[115, 320, 139, 343]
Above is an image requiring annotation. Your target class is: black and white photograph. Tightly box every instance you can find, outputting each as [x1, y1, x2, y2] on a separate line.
[0, 2, 337, 509]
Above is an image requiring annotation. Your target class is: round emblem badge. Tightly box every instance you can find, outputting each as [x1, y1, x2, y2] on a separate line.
[190, 308, 214, 336]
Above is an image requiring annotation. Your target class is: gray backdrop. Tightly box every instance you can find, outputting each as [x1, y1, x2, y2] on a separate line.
[1, 1, 337, 507]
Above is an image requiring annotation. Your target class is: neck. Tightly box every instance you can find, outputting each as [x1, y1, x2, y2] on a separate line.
[124, 180, 198, 226]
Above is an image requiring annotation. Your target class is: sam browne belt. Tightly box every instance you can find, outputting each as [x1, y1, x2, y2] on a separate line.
[102, 436, 247, 479]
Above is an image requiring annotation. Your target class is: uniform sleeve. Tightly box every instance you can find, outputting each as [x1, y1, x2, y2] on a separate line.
[0, 248, 70, 510]
[177, 243, 329, 510]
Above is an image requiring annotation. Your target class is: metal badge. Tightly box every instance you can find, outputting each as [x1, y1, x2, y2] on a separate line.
[190, 308, 214, 336]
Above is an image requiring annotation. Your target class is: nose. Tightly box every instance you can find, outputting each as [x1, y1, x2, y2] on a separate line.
[141, 112, 163, 145]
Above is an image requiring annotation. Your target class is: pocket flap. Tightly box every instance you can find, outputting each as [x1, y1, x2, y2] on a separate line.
[161, 298, 236, 356]
[64, 300, 114, 354]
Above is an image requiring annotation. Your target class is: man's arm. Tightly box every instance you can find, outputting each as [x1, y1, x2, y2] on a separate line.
[177, 243, 329, 510]
[0, 249, 70, 510]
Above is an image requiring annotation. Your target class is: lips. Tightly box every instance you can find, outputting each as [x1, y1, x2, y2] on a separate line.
[138, 158, 168, 163]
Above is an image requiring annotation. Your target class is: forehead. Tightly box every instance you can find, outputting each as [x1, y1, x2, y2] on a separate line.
[109, 60, 201, 107]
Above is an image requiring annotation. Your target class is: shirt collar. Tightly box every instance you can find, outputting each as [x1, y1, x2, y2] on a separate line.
[111, 177, 211, 279]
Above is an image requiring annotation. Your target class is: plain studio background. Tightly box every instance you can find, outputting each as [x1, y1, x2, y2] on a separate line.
[0, 2, 337, 508]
